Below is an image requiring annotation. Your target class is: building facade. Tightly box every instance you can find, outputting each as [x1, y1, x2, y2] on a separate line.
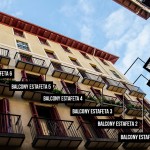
[0, 12, 150, 150]
[113, 0, 150, 20]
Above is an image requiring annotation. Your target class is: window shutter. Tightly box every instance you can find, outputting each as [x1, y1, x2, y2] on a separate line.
[21, 70, 27, 81]
[0, 98, 10, 133]
[90, 116, 108, 138]
[0, 64, 3, 69]
[50, 106, 67, 136]
[90, 87, 101, 98]
[29, 102, 43, 135]
[75, 83, 82, 94]
[61, 79, 70, 94]
[76, 116, 92, 139]
[39, 75, 45, 81]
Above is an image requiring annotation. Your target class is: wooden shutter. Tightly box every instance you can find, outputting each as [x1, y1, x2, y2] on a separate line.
[0, 98, 10, 133]
[50, 106, 67, 136]
[61, 79, 70, 94]
[76, 116, 92, 139]
[29, 102, 43, 135]
[89, 116, 108, 138]
[0, 64, 3, 69]
[21, 70, 27, 81]
[76, 83, 82, 94]
[39, 75, 45, 81]
[90, 87, 101, 98]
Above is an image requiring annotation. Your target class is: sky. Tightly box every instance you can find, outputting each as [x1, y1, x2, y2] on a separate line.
[0, 0, 150, 99]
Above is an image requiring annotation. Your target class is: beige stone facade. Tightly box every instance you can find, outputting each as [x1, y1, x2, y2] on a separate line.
[0, 12, 150, 150]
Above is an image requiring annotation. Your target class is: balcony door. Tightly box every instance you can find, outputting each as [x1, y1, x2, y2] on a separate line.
[21, 70, 44, 82]
[0, 98, 10, 133]
[30, 103, 67, 136]
[77, 115, 108, 139]
[20, 53, 33, 63]
[52, 62, 63, 71]
[65, 82, 76, 94]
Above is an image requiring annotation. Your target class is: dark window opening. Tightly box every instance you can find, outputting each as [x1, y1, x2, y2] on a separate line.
[78, 69, 87, 78]
[46, 51, 57, 59]
[100, 59, 109, 66]
[80, 52, 90, 59]
[61, 45, 71, 53]
[39, 37, 49, 46]
[70, 58, 81, 66]
[65, 82, 76, 94]
[110, 70, 121, 79]
[20, 53, 32, 63]
[14, 29, 24, 37]
[90, 64, 101, 72]
[26, 74, 40, 82]
[51, 62, 63, 71]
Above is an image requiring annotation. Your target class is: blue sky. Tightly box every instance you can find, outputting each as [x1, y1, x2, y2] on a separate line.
[0, 0, 150, 99]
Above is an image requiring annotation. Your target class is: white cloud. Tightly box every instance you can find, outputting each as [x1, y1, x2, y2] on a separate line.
[80, 25, 93, 44]
[103, 8, 150, 98]
[11, 11, 23, 17]
[104, 9, 133, 38]
[0, 0, 13, 10]
[78, 0, 94, 15]
[60, 0, 95, 44]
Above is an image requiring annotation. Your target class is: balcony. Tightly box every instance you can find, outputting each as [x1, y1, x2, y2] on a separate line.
[125, 100, 143, 116]
[77, 122, 121, 149]
[14, 52, 49, 74]
[122, 125, 150, 149]
[100, 95, 123, 114]
[28, 117, 82, 148]
[65, 89, 99, 107]
[21, 77, 58, 100]
[0, 48, 10, 65]
[105, 78, 126, 93]
[125, 83, 146, 98]
[0, 79, 15, 96]
[50, 62, 80, 82]
[78, 71, 105, 88]
[0, 113, 25, 147]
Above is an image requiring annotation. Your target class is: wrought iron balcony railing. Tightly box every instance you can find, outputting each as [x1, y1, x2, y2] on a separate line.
[100, 95, 123, 106]
[50, 62, 80, 82]
[15, 52, 48, 67]
[0, 47, 9, 57]
[14, 52, 49, 74]
[77, 121, 121, 149]
[0, 113, 25, 147]
[28, 117, 80, 138]
[105, 78, 126, 93]
[0, 47, 10, 65]
[125, 83, 146, 98]
[0, 113, 24, 134]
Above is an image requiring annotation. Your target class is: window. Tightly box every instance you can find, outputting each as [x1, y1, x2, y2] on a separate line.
[14, 29, 24, 37]
[78, 69, 87, 78]
[61, 45, 71, 53]
[90, 64, 101, 72]
[39, 37, 49, 46]
[51, 62, 63, 71]
[110, 70, 121, 79]
[100, 59, 109, 66]
[80, 51, 90, 59]
[17, 41, 30, 51]
[46, 51, 57, 59]
[70, 58, 81, 66]
[20, 53, 32, 63]
[26, 74, 40, 82]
